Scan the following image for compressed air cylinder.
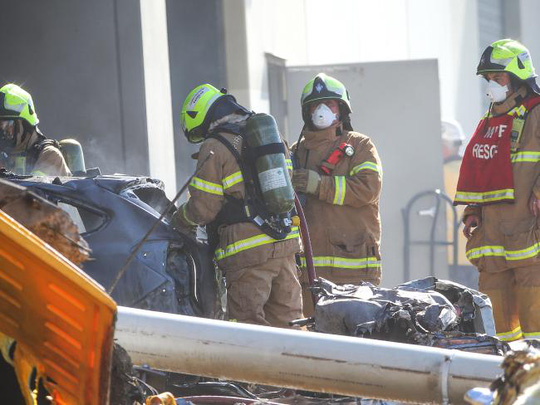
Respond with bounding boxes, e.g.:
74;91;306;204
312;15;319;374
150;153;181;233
59;139;86;174
244;113;295;214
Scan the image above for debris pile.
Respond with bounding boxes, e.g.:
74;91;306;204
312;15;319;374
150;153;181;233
0;178;89;265
311;276;508;355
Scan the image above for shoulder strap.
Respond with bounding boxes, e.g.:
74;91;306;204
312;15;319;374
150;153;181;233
26;137;59;173
207;132;289;240
208;132;244;169
244;143;286;162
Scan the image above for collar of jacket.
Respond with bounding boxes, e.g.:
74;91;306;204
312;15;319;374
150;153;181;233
302;122;344;150
491;86;529;116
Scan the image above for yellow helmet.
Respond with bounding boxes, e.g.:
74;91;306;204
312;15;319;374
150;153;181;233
477;39;539;93
0;84;39;126
300;73;353;130
181;84;227;143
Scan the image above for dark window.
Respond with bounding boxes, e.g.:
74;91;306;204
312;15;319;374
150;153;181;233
57;201;106;234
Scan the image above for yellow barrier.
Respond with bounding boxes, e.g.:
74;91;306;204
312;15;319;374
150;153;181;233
0;210;116;404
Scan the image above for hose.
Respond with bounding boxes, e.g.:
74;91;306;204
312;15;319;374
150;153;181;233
294;193;318;306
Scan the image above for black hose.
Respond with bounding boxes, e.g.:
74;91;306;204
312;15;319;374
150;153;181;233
294;193;318;306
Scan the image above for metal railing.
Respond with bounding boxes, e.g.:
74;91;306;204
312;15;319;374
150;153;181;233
402;189;459;280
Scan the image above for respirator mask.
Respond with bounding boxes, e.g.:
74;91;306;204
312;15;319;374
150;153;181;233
311;103;338;129
486;80;510;103
0;120;18;151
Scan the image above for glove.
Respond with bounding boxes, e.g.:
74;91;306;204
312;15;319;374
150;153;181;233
171;203;198;236
292;169;321;195
463;214;481;239
529;193;540;216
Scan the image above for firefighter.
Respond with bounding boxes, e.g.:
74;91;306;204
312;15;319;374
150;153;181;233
0;84;70;176
292;73;383;315
172;84;303;328
455;39;540;341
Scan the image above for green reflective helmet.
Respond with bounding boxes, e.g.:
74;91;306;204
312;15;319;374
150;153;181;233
0;84;39;127
301;73;352;115
180;84;229;143
477;39;537;81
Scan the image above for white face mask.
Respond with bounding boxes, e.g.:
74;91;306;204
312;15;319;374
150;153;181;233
311;103;338;129
486;80;510;103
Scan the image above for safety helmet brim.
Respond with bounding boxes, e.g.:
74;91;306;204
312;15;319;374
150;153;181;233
301;73;352;114
0;84;39;127
477;39;538;81
181;84;227;143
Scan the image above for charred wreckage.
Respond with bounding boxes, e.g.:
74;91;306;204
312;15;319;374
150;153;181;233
0;171;526;404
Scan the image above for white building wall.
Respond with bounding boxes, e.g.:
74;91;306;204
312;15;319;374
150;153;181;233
520;0;540;76
228;0;485;138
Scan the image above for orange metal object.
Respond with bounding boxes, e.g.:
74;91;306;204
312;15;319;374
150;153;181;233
0;210;116;404
146;392;176;405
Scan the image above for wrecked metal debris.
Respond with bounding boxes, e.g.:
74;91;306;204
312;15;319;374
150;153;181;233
0;178;90;265
311;276;508;355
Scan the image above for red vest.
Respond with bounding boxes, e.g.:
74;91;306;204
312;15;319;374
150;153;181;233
455;95;540;206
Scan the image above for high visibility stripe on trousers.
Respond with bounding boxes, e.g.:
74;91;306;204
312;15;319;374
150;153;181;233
466;241;540;261
215;227;300;261
300;255;381;270
496;326;523;342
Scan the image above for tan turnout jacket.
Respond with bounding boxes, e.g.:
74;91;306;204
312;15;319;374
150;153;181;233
32;144;71;176
6;131;71;176
294;123;382;284
464;87;540;273
182;131;300;271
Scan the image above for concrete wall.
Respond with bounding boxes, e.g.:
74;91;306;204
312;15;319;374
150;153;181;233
0;0;149;176
167;0;227;192
0;0;228;197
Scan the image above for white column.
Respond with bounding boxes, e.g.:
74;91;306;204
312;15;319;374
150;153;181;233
223;0;251;107
116;306;502;404
139;0;176;198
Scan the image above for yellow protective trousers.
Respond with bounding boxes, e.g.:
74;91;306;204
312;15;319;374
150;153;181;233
479;265;540;341
225;255;303;328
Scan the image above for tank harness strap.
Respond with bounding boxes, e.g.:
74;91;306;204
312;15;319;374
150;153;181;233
208;132;244;168
207;132;289;242
245;143;286;162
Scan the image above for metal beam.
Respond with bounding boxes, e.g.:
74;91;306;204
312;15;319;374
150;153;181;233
115;306;502;403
